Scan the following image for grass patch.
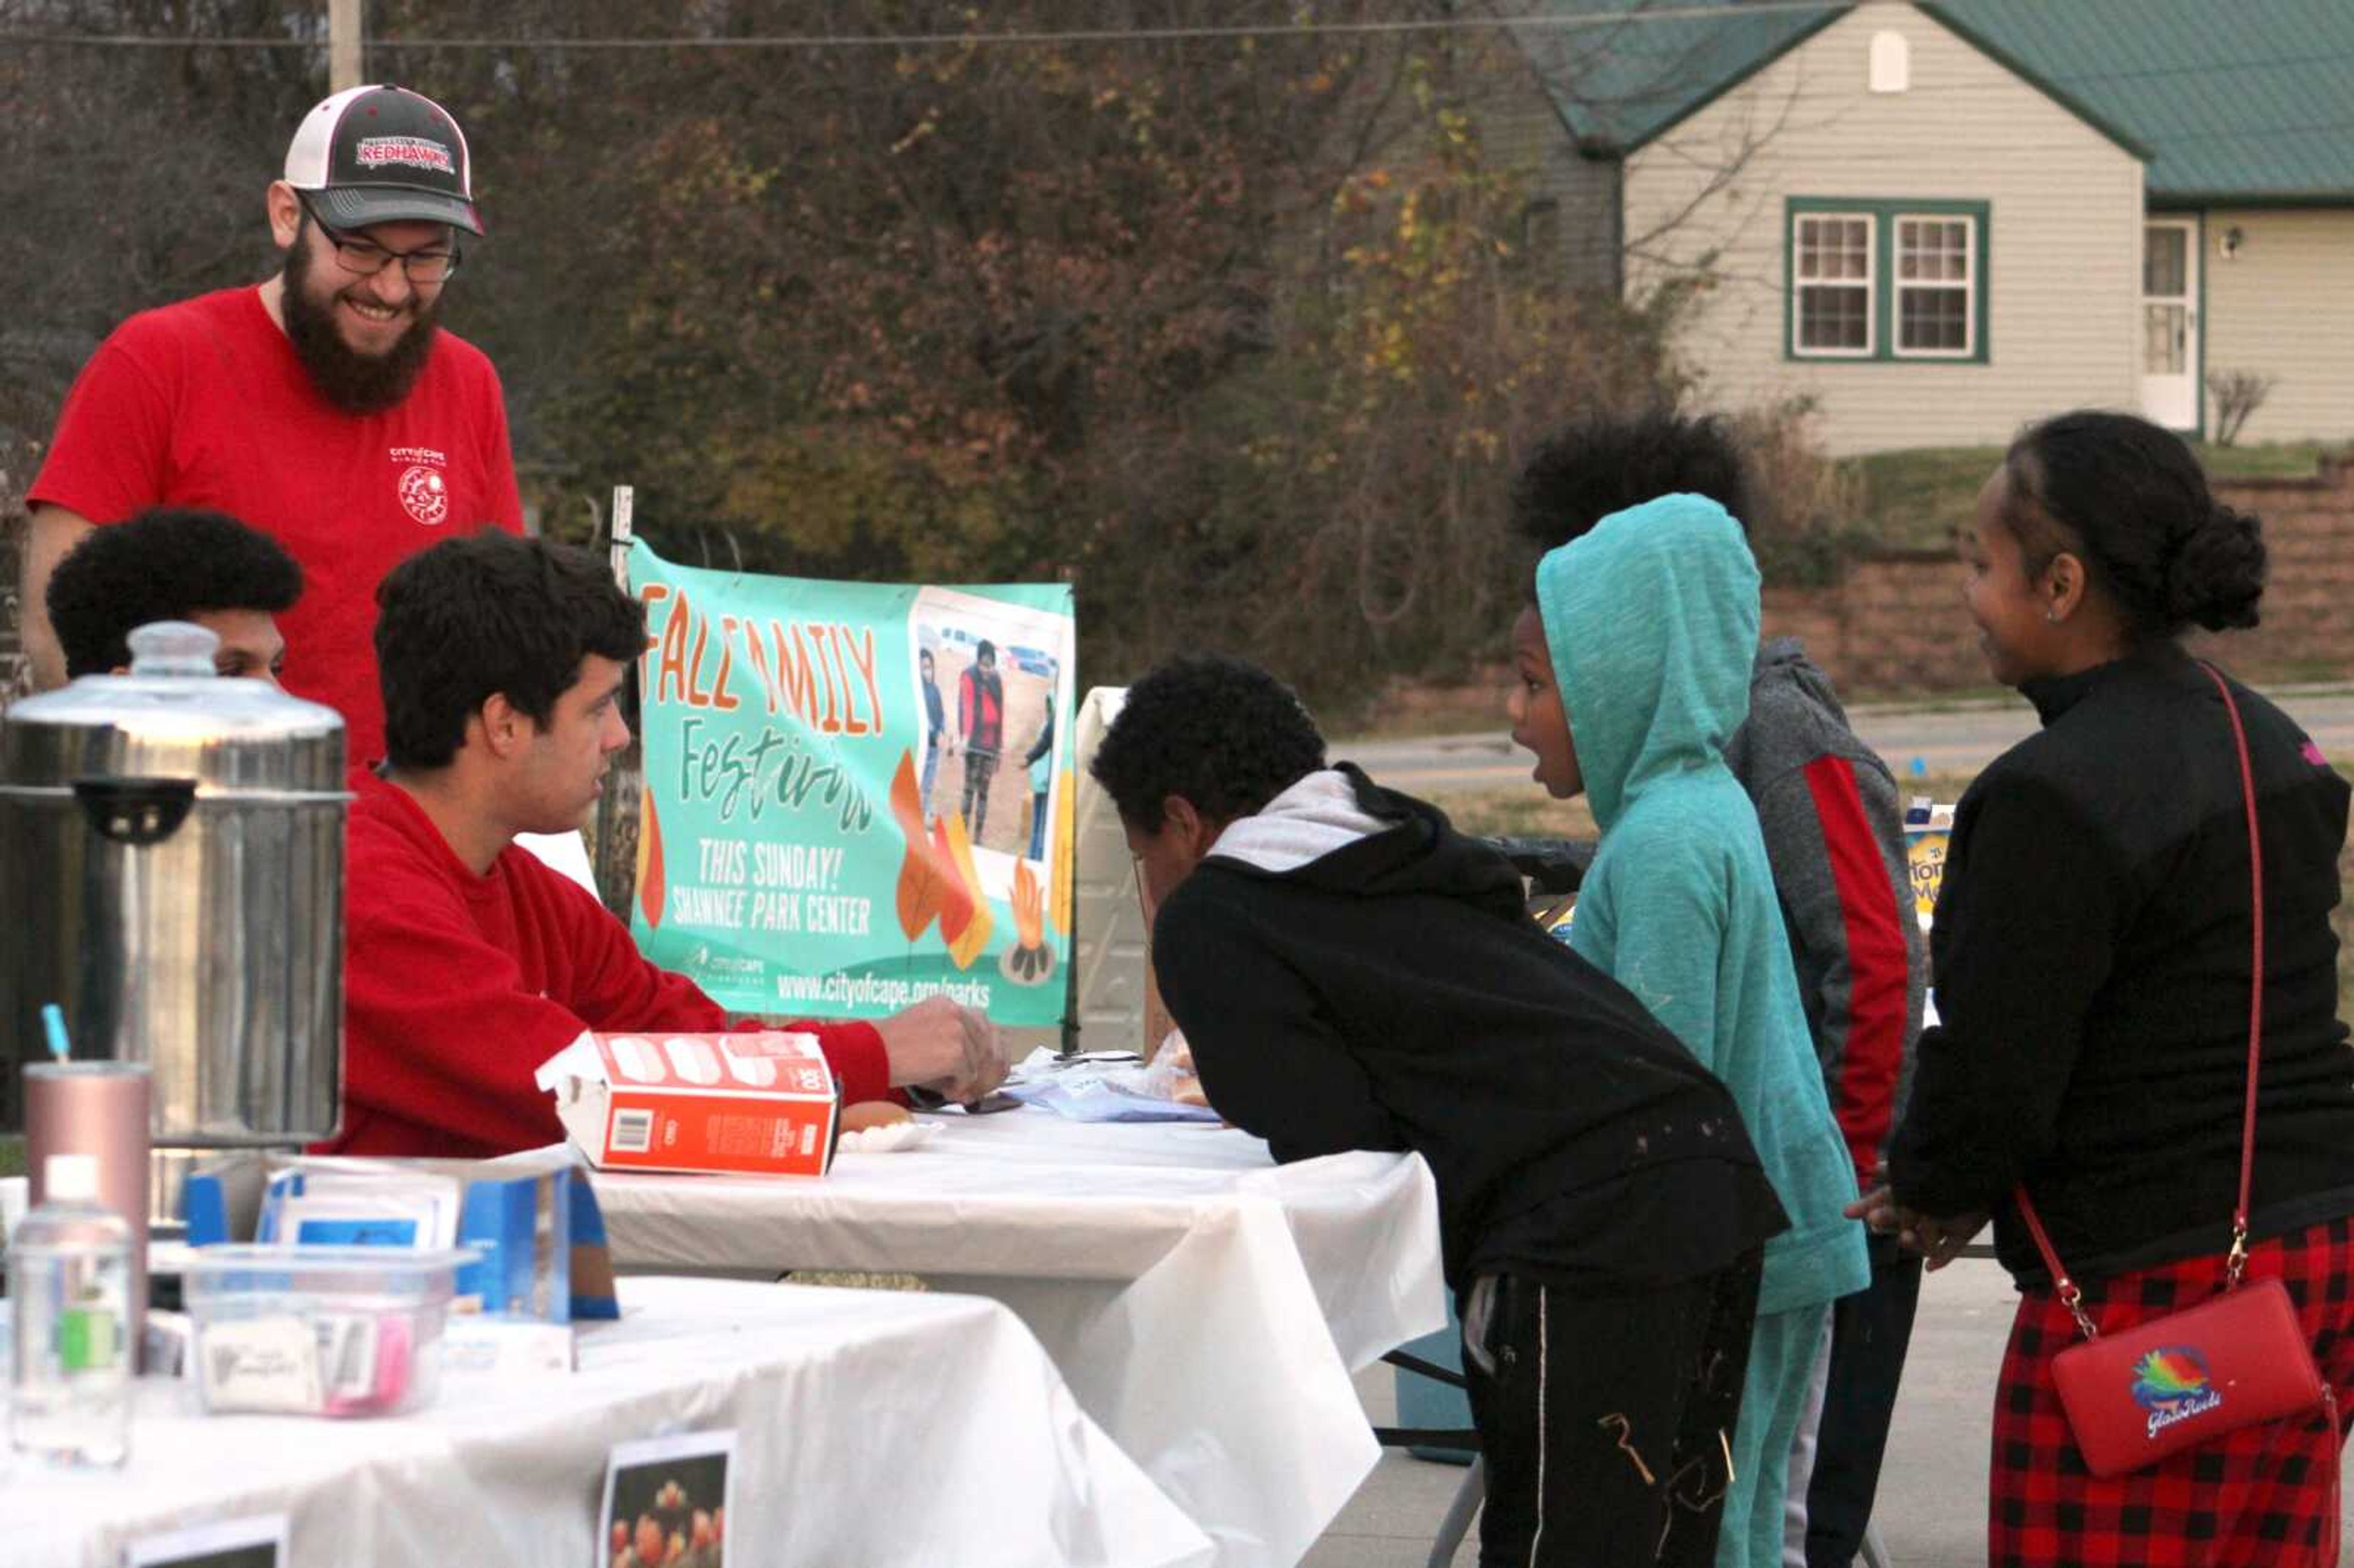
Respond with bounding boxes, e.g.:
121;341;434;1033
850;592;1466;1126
782;1271;929;1292
1344;669;1511;740
1425;785;1599;842
1839;446;2005;552
2204;441;2341;480
1840;441;2337;554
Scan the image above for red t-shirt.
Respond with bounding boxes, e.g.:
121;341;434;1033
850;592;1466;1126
326;774;894;1159
28;286;525;770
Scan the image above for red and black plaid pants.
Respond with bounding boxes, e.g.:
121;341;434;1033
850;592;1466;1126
1991;1212;2354;1567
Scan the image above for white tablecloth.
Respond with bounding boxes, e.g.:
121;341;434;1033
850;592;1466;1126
13;1276;1211;1568
585;1114;1449;1568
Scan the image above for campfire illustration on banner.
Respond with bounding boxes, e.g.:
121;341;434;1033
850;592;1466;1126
999;859;1056;986
888;750;994;969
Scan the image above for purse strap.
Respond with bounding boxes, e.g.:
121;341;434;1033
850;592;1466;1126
2012;661;2264;1341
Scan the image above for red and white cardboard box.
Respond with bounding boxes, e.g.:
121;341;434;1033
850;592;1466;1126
534;1031;839;1177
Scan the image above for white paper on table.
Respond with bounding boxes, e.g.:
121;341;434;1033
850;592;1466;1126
1002;1045;1222;1124
269;1168;463;1250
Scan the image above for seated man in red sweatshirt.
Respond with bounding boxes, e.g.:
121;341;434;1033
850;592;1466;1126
325;530;1007;1157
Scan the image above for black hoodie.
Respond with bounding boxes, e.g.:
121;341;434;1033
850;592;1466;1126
1152;765;1788;1293
1889;645;2354;1284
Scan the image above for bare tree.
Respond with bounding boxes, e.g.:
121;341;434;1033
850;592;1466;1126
2205;370;2277;448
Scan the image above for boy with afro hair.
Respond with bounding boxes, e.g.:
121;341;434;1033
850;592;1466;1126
44;506;302;681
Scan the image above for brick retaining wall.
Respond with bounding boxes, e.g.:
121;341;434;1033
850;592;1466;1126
1764;460;2354;696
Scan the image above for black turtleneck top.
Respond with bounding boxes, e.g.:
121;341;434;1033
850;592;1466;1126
1888;643;2354;1285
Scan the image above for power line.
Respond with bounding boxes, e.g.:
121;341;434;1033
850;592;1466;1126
0;3;1900;53
6;5;2341;145
4;7;2342;85
0;0;2299;48
1518;42;2354;94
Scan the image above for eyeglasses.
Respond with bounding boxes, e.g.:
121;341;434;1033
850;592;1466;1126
299;196;460;286
1130;851;1155;954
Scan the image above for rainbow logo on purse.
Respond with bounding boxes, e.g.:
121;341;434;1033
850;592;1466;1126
2131;1347;2223;1438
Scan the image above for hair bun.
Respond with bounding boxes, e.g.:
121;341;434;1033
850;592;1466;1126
2165;501;2266;632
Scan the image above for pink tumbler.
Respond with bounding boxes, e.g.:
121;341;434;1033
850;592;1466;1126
24;1062;152;1368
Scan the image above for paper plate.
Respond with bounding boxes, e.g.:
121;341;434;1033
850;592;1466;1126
836;1121;940;1154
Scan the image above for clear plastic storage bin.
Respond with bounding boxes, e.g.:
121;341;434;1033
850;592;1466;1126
181;1246;476;1417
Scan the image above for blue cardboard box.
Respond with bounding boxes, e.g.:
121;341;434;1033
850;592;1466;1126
191;1150;614;1322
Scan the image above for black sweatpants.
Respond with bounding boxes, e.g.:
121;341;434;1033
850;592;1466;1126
961;748;999;837
1461;1252;1763;1567
1802;1236;1922;1567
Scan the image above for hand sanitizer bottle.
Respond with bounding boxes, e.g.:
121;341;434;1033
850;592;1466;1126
9;1154;133;1467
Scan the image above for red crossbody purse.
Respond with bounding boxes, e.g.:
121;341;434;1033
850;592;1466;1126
2013;664;2337;1499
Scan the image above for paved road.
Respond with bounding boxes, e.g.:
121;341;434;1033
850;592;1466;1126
1338;683;2354;794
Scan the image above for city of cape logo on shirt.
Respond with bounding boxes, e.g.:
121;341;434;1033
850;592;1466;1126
390;445;450;527
356;136;456;176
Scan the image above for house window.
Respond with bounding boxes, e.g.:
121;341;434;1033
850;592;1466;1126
1895;215;1976;356
1794;214;1875;356
1787;199;1989;363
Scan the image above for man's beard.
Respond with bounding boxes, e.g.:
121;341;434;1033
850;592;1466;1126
280;235;442;415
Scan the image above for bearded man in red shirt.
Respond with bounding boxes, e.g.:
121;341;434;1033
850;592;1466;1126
23;83;520;773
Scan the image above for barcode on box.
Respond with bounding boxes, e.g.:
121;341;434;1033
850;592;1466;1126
611;1108;655;1153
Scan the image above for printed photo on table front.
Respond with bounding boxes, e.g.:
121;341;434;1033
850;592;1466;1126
603;1447;730;1568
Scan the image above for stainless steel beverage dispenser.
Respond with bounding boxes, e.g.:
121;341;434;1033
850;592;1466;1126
1;622;348;1220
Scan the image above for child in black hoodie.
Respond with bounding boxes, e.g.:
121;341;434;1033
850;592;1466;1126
1094;653;1790;1567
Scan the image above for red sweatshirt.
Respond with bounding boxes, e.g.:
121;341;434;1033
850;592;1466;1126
326;775;893;1157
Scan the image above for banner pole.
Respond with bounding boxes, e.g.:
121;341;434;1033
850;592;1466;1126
609;485;635;593
1056;671;1081;1059
592;484;641;920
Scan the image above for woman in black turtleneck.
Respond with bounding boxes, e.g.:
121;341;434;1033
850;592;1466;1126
1860;411;2354;1567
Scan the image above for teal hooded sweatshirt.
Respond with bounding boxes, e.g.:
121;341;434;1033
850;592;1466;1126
1537;495;1868;1315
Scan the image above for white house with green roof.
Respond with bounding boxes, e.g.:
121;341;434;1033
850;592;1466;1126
1503;0;2354;453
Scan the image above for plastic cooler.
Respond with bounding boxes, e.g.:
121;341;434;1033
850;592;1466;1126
182;1244;476;1417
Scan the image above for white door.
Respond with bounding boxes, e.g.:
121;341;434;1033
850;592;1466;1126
2139;220;2200;430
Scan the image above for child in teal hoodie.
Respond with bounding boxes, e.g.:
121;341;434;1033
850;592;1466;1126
1507;493;1870;1568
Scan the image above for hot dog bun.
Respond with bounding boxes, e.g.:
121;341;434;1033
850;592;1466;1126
840;1100;914;1132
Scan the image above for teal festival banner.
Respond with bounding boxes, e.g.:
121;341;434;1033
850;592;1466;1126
625;538;1078;1029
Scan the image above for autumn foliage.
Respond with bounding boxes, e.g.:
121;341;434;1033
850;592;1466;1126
6;2;1689;714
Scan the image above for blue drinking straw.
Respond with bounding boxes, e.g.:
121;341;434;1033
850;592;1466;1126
39;1003;70;1062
